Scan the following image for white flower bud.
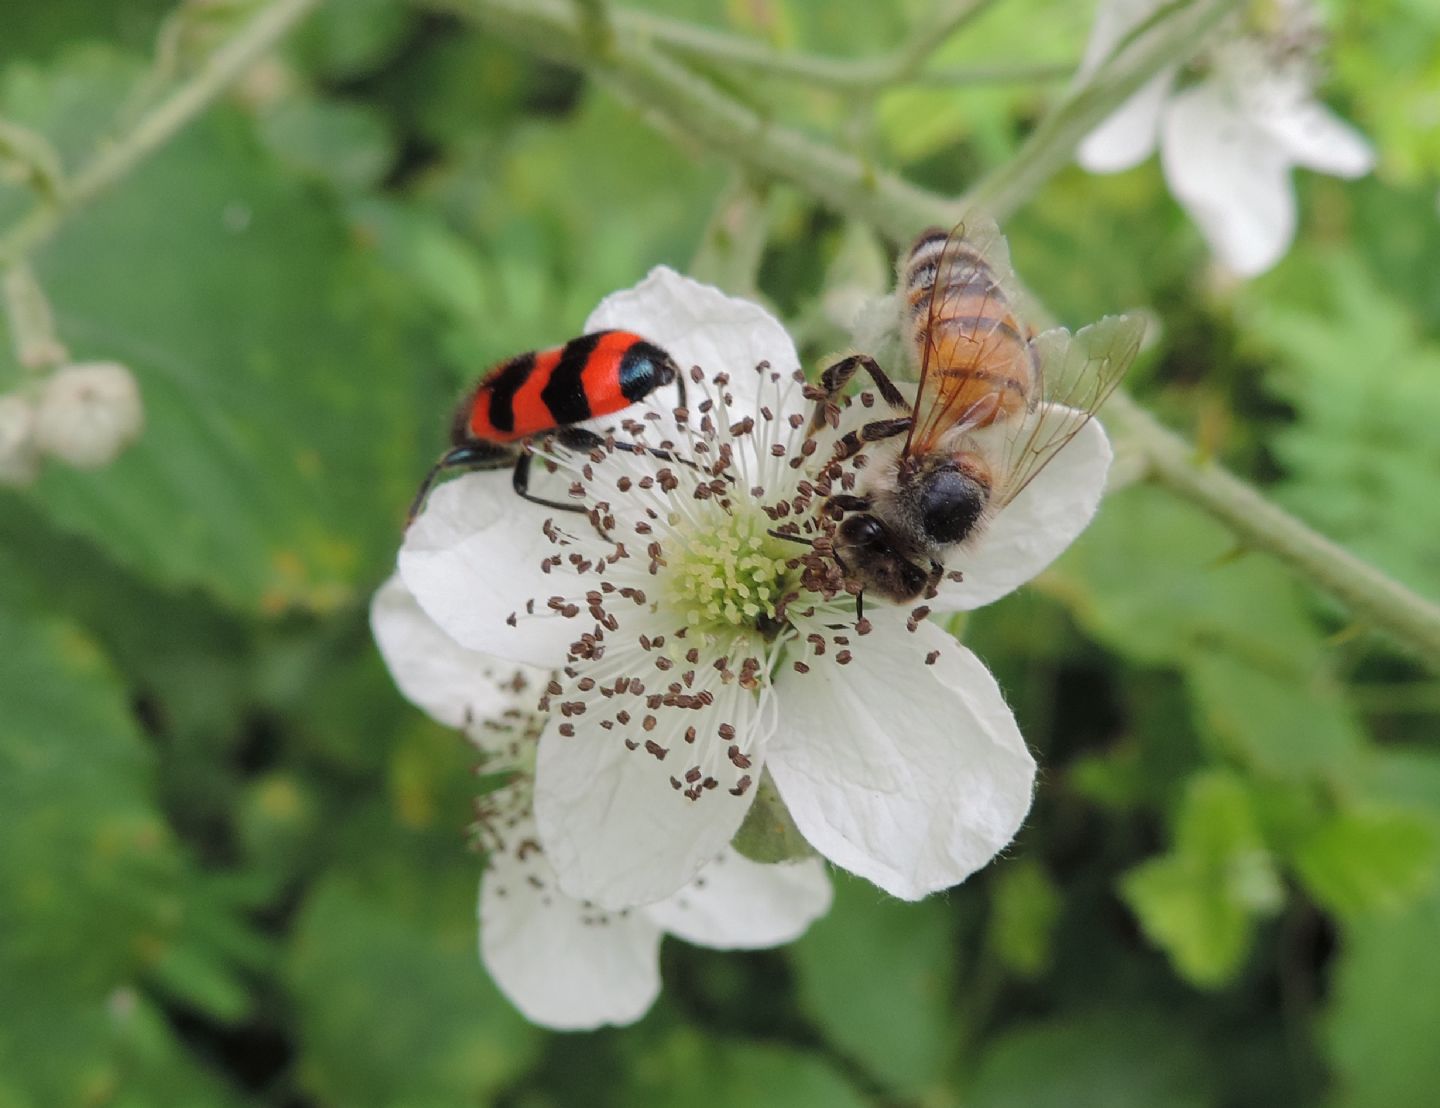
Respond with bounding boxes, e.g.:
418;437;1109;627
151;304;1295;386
0;391;40;487
33;361;144;470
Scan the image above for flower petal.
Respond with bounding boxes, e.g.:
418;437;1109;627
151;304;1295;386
1075;0;1166;79
645;851;832;949
767;611;1035;900
932;414;1113;612
534;640;774;910
480;808;663;1031
1256;93;1375;178
1160;81;1297;276
585;267;801;416
398;471;584;668
370;575;540;749
1077;69;1175;173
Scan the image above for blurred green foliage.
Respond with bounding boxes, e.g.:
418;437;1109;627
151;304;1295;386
2;0;1438;1105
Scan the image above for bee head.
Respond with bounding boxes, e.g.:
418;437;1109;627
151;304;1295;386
918;462;990;546
836;514;930;603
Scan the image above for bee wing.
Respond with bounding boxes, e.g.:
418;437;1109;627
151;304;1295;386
992;312;1146;507
904;214;1027;457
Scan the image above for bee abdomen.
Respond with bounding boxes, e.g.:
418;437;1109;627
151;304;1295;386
900;224;1039;428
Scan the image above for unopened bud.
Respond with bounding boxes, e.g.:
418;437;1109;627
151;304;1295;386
0;392;39;487
33;362;144;470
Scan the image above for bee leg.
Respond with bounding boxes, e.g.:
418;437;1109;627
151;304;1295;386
832;416;912;462
406;441;515;526
807;355;910;437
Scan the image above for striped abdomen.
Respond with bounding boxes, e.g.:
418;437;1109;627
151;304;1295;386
904;227;1037;430
454;330;675;445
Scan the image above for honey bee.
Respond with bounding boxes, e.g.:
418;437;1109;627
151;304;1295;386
806;215;1145;607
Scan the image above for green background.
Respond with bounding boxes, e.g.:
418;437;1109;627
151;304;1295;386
2;0;1438;1104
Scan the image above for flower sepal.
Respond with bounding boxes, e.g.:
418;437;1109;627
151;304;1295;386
730;771;815;865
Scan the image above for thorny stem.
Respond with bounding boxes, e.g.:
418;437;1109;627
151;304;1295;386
0;0;322;268
439;0;1440;670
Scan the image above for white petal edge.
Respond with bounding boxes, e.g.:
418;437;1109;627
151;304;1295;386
1256;95;1375;178
767;612;1035;901
932;414;1113;613
584;266;802;418
1160;81;1297;277
534;672;774;911
645;851;832;949
399;470;583;668
371;575;539;747
479;810;662;1031
1077;68;1175;173
1075;0;1167;79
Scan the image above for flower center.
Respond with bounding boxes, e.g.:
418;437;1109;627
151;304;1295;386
665;504;793;635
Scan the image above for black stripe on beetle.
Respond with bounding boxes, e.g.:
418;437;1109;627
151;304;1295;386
542;332;606;425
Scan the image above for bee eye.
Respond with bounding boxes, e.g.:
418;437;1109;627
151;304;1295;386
920;469;987;545
840;515;885;547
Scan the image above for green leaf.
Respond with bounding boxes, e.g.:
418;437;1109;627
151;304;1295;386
0;601;193;1103
620;1031;869;1108
1;48;441;613
1120;771;1283;987
967;1010;1215;1108
287;865;539;1107
1292;804;1439;919
1325;888;1440;1108
790;872;962;1095
1057;486;1365;778
987;860;1062;979
1247;250;1440;600
258;93;396;194
291;0;414;80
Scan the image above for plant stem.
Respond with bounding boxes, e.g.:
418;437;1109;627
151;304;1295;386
0;0;322;268
1103;392;1440;665
613;0;1068;92
435;0;1234;236
427;0;959;239
965;0;1239;215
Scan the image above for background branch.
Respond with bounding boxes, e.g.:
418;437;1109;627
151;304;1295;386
0;0;322;268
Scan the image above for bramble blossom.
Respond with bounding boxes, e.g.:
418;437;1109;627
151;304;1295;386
32;361;144;469
1078;0;1374;276
372;576;831;1030
0;392;39;487
393;267;1115;912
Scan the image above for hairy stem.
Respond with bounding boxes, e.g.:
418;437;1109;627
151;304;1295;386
1103;393;1440;665
0;0;322;268
620;0;1069;92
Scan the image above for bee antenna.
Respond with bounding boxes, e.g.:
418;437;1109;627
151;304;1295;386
766;529;813;548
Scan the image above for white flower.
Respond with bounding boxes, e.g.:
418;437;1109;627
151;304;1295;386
33;361;144;469
0;392;39;487
397;267;1113;910
371;576;832;1031
1077;0;1374;276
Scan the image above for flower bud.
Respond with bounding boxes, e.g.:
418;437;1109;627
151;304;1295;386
0;391;39;486
33;361;144;470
